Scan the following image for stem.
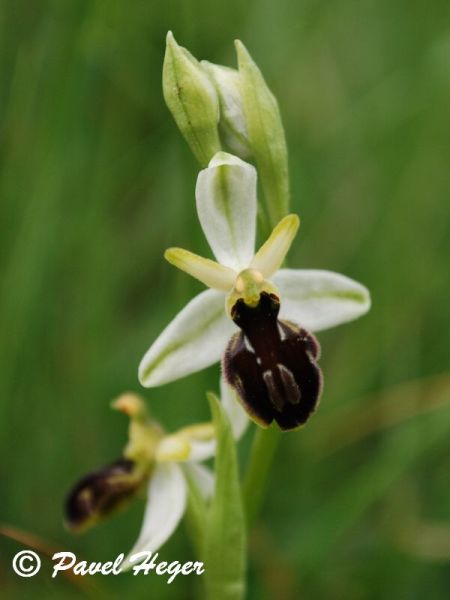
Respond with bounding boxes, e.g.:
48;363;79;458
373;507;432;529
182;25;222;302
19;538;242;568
242;424;281;526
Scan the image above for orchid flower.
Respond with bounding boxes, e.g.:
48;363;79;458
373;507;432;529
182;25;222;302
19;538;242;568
65;386;247;565
139;152;370;430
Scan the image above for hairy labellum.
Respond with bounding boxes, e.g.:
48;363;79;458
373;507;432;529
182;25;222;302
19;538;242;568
65;458;144;532
223;291;322;430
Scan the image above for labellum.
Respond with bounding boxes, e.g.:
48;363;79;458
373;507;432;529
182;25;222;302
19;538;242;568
64;458;146;532
223;291;322;430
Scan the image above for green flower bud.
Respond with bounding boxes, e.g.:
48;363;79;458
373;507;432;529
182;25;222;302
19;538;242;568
201;62;251;159
235;40;290;227
163;32;221;166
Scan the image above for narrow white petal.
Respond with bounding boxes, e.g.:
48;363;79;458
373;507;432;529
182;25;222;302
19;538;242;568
165;247;236;291
186;439;217;462
158;423;216;462
273;269;371;332
184;462;215;499
195;152;257;270
124;462;186;569
220;378;249;440
139;289;236;387
156;422;216;462
250;214;300;278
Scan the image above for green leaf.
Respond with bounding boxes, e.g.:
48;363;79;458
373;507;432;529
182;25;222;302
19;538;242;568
182;464;208;557
235;40;290;227
203;392;246;600
243;424;281;527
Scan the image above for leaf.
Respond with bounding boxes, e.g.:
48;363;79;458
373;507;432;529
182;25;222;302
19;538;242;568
203;393;246;600
183;464;209;558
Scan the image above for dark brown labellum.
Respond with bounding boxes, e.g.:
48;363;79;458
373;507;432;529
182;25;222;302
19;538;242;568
64;458;143;532
223;291;323;431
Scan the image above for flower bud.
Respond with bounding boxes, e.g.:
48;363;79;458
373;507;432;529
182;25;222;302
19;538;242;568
163;32;221;166
222;291;322;431
235;41;290;227
201;62;251;158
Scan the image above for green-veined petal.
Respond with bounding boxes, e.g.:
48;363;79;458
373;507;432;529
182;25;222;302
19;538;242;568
195;152;257;271
273;269;371;332
250;214;300;277
139;289;236;387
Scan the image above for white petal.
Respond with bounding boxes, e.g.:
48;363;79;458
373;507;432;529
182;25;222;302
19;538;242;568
186;439;217;462
250;214;300;278
139;289;236;387
184;462;215;499
165;247;236;291
124;462;186;569
157;423;217;463
220;378;249;440
273;269;371;332
195;152;257;270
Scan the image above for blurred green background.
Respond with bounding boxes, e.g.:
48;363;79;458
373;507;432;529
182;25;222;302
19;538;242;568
1;0;449;598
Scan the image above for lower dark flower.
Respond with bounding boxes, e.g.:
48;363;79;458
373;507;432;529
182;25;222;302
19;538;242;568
223;291;323;431
65;458;147;532
63;392;227;564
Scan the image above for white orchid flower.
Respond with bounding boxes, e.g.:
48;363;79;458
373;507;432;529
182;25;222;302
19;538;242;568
139;152;370;429
65;387;248;566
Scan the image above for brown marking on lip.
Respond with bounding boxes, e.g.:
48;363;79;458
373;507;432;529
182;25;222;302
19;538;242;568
223;292;323;431
64;458;144;532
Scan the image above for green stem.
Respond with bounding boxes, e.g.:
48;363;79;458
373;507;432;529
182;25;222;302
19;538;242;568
242;424;282;526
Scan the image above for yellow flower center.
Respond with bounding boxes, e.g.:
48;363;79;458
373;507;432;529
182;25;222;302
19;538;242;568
226;268;279;317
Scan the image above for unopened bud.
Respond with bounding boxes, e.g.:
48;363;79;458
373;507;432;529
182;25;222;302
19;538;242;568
163;32;221;166
201;62;251;158
235;40;290;226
